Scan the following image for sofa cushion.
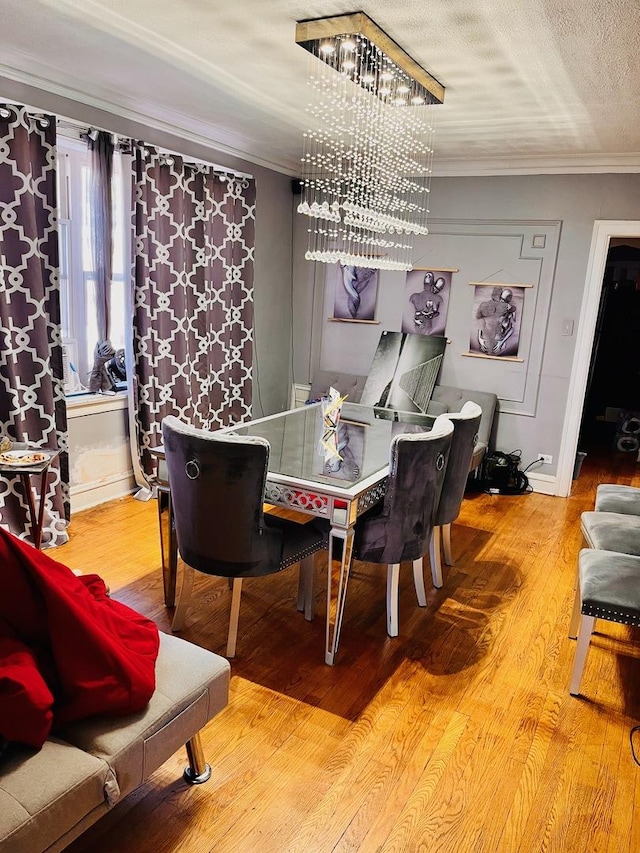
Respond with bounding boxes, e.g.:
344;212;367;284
0;635;54;748
0;737;117;853
426;400;448;417
60;633;230;798
308;371;366;403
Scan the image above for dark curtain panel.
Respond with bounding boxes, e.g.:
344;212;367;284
86;130;115;393
0;105;69;546
87;130;114;342
131;146;256;479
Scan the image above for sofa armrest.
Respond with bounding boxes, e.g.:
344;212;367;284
59;633;230;798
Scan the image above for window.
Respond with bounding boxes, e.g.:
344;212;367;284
56;136;130;392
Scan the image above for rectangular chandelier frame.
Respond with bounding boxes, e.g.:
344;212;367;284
295;12;445;105
295;11;445;271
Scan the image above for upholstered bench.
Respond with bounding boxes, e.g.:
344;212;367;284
0;633;230;853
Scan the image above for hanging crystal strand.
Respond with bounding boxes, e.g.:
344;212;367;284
350;38;367;266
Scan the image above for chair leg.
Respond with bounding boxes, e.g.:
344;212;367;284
430;527;443;588
412;557;427;607
183;732;212;784
226;577;243;658
171;559;195;632
297;555;315;621
568;583;582;640
569;613;595;696
296;570;305;613
386;563;400;637
442;523;453;566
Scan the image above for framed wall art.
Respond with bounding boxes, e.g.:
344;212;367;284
401;267;457;336
465;282;532;361
331;263;379;323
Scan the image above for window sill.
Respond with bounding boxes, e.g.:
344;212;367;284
65;390;129;419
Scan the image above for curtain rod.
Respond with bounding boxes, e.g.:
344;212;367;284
55;118;253;180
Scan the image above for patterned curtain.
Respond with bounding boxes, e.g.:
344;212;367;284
87;130;114;342
0;105;69;546
131;146;255;480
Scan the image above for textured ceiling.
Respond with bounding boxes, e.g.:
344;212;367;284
1;0;639;175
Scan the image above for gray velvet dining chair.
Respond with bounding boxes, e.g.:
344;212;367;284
161;415;325;657
425;401;483;590
351;415;454;637
594;484;640;516
580;510;640;555
569;548;640;697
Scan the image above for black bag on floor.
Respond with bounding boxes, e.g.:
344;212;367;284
481;450;530;495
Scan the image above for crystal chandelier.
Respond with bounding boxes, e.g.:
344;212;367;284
295;12;445;272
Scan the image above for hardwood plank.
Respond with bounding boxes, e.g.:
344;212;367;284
57;451;640;853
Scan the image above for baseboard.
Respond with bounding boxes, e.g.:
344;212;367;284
70;471;137;513
527;472;559;496
290;382;311;409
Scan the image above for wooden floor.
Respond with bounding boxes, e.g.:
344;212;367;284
60;450;640;853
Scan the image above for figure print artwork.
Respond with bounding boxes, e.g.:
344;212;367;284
333;264;379;321
469;284;525;358
402;268;454;336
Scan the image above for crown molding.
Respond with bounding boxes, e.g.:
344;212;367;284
3;63;640;180
432;153;640;177
0;64;296;177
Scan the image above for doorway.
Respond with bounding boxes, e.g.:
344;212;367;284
578;241;640;457
558;220;640;496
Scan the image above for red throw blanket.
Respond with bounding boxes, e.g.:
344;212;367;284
0;527;159;748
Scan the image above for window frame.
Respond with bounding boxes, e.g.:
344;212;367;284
56;134;131;394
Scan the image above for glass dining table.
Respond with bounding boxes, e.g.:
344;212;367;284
156;401;434;665
223;401;434;664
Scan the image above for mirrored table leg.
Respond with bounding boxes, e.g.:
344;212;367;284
325;525;354;665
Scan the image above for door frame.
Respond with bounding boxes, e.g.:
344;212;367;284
557;220;640;496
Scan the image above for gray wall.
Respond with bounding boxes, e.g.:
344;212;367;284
0;75;295;418
293;174;640;479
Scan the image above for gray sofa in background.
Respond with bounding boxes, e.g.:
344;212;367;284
428;385;497;472
304;370;497;473
0;633;230;853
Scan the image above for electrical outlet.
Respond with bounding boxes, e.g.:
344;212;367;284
537;454;553;465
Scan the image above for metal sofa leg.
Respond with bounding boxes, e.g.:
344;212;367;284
184;732;212;784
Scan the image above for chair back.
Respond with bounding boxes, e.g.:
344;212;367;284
162;416;284;577
354;416;453;565
434;401;483;526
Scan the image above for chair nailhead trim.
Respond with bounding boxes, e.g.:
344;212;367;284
280;542;323;570
582;604;640;626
